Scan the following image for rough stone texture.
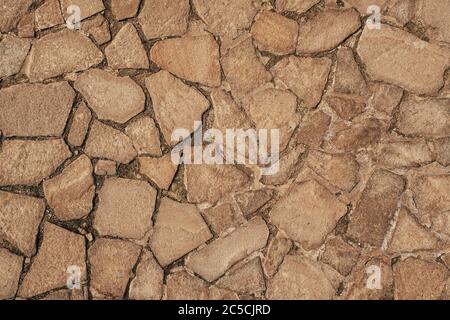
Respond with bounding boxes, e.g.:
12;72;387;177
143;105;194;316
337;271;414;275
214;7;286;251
216;258;266;295
0;0;32;33
138;0;189;39
125;117;161;156
17;12;35;38
369;83;404;115
151;35;221;87
345;0;388;14
320;237;360;276
276;0;319;14
67;102;92;147
347;170;405;247
393;258;448;300
60;0;105;21
185;217;269;282
106;23;149;70
251;10;298;55
94;160;117;176
263;236;292;278
415;0;450;44
0;82;74;137
0;248;23;300
18;223;86;298
35;0;64;30
24;29;104;82
357;24;450;95
333;47;367;95
129;250;163;300
235;189;274;219
110;0;141;21
80;14;111;45
0;35;31;79
94;178;157;239
138;155;177;190
165;270;210;300
75;69;145;124
331;118;383;152
434;138;450;166
377;141;433;168
297;8;361;54
294;110;331;147
0;192;45;257
266;256;335;300
43;155;94;221
145;71;210;146
270;180;347;249
326;94;365;121
272;56;332;109
84;120;137;164
201;203;245;236
88;238;140;299
410;175;450;217
0;139;71;186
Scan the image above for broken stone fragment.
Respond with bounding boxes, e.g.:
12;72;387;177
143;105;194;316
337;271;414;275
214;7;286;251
251;10;298;55
263;235;293;278
185;217;269;282
129;250;163;300
385;0;416;26
17;12;35;38
165;270;210;300
43;155;94;221
94;178;157;239
192;0;263;38
138;155;177;190
410;174;450;217
347;170;405;247
276;0;319;14
415;0;450;44
67;102;92;147
434;137;450;166
368;83;404;115
150;197;212;266
307;150;359;192
357;24;450;95
145;71;210;146
297;8;361;54
266;256;335;300
344;0;388;14
151;35;221;87
106;23;149;70
0;35;31;79
216;258;266;295
60;0;105;22
138;0;189;39
88;238;141;299
80;14;111;46
0;248;23;300
333;47;367;95
201;203;245;236
84;120;137;164
24;29;104;82
294;110;331;148
75;69;145;124
331;118;383;152
110;0;141;21
270;180;347;249
125;117;162;156
234;189;274;219
18;223;86;298
272;56;332;109
393;258;448;300
376;141;433;168
0;191;45;257
184;164;251;204
35;0;64;30
320;237;360;276
0;139;71;186
325;94;365;121
94;160;117;176
0;0;32;33
0;82;74;137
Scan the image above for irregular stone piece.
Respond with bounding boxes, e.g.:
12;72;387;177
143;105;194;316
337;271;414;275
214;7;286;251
60;0;105;21
202;203;245;235
434;138;450;166
24;29;103;82
410;175;450;216
125;117;161;156
89;238;141;299
165;270;209;300
145;71;209;146
294;110;331;147
110;0;141;21
415;0;450;43
151;35;221;87
297;8;361;54
345;0;388;14
386;0;416;25
138;0;189;39
106;23;149;70
307;150;359;192
320;237;360;276
272;56;332;109
270;180;347;249
185;164;251;204
0;35;31;78
267;256;335;300
84;121;137;164
331;118;383;152
129;250;163;300
0;0;32;32
395;97;450;138
43;155;94;221
0;139;71;186
357;24;450;95
333;47;367;95
432;211;450;238
368;83;404;115
150;198;212;266
0;248;23;300
138;155;177;190
263;236;293;278
235;189;274;218
0;82;74;137
251;10;298;55
80;14;111;45
325;94;365;121
389;208;439;252
94;160;117;176
192;0;262;38
393;258;448;300
0;192;45;256
221;36;272;101
377;141;433;168
17;13;35;38
18;223;86;298
276;0;319;14
75;69;145;124
185;217;269;282
35;0;64;30
347;170;405;247
94;178;157;239
216;258;266;295
67;102;92;147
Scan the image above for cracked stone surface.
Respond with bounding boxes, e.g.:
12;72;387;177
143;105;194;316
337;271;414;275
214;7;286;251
1;0;450;301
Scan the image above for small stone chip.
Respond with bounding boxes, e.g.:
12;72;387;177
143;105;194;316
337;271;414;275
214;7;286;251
129;250;163;300
0;248;23;300
0;35;31;79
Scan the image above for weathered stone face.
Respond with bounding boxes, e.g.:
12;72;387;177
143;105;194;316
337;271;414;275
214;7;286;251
0;248;23;299
0;35;31;79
